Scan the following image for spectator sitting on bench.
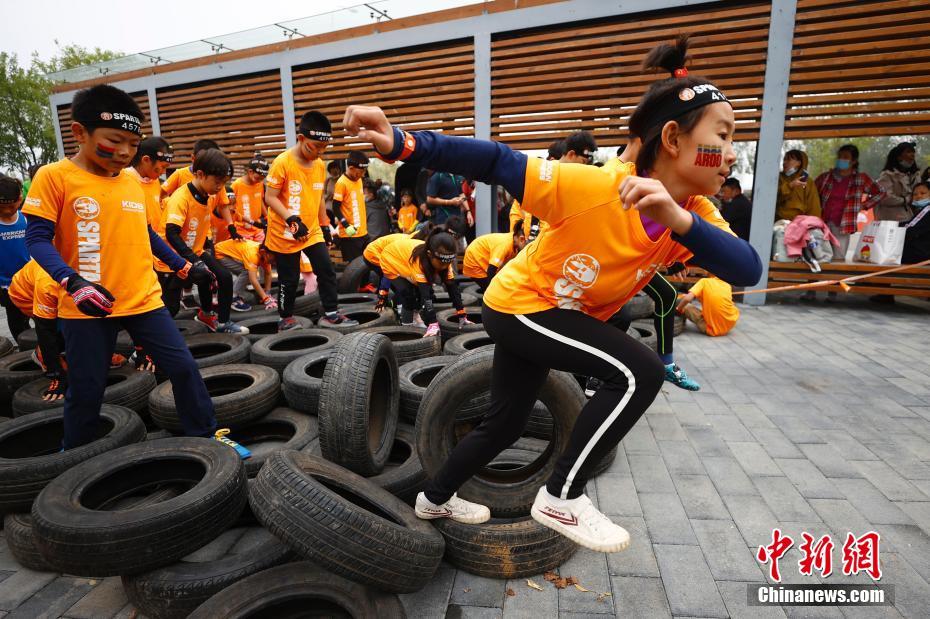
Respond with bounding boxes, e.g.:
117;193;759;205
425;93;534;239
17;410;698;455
903;182;930;265
719;177;752;241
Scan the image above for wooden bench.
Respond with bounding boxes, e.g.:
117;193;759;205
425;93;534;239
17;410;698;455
670;261;930;299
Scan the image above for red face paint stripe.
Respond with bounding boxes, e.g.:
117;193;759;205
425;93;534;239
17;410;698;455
95;143;117;159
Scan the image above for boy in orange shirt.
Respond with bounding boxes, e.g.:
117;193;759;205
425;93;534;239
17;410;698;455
332;150;370;262
214;238;276;310
676;276;739;336
396;189;420;234
22;84;223;450
230;152;269;243
264;111;357;331
125;136;173;228
463;226;526;291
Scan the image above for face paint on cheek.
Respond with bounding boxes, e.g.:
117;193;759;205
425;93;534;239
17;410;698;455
95;143;117;159
693;144;723;168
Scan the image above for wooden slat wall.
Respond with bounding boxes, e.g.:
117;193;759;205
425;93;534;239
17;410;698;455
490;2;771;150
56;92;152;158
786;0;930;139
156;71;286;176
291;41;475;158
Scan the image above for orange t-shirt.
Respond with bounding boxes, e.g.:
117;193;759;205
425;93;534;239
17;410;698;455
333;174;367;238
509;199;548;239
154;184;212;272
689;277;739;336
483;159;735;321
264;150;326;253
124;167;163;229
22;159;164;319
215;238;263;271
379;237;453;284
231;176;265;233
463;233;517;279
397;205;419;234
8;259;59;319
363;233;409;268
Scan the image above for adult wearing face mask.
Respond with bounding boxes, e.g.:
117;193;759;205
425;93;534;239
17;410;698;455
902;182;930;265
776;149;821;222
876;142;921;222
815;144;885;263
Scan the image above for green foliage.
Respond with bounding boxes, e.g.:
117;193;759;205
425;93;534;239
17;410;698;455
0;44;122;178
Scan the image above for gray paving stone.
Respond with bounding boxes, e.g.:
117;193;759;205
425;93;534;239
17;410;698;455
825;433;880;462
647;413;687;441
691;519;766;582
808;499;882;547
446;606;502;618
628;454;676;495
63;577;127;619
729;442;783;478
705;414;756;443
606;517;659;578
501;575;557;619
750;428;806;460
716;580;787;619
777;416;828;445
703;457;759;496
684;426;732;458
0;570;57;611
449;570;505;609
898;501;930;538
673;474;730;520
833;479;915;525
722;494;782;549
556;547;614;615
622;423;660;455
610;576;671;618
753;476;820;523
853;461;928;502
653;544;728;618
639;492;697;545
400;564;456;619
595;475;641;517
799;444;864;479
877;525;930;585
658;440;705;475
878;551;930;619
7;577;94;619
775;458;846;500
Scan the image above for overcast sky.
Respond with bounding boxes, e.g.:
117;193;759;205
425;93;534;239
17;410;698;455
2;0;378;65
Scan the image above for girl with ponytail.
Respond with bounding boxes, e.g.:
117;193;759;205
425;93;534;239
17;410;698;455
344;35;761;553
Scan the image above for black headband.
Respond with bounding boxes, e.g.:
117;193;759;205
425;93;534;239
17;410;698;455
74;110;144;136
641;82;731;145
434;251;456;264
299;129;332;142
249;160;269;174
153;150;174;163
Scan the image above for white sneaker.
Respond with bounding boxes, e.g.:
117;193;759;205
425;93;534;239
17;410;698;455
415;492;491;524
530;486;630;553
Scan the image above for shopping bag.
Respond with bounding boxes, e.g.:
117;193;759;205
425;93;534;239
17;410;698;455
854;221;906;265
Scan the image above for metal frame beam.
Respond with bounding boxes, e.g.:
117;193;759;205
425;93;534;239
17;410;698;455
746;0;797;306
473;27;493;234
146;85;160;135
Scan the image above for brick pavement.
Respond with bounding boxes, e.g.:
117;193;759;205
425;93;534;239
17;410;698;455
1;293;928;618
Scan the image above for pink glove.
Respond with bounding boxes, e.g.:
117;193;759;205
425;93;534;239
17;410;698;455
424;323;441;338
302;273;318;295
263;296;278;310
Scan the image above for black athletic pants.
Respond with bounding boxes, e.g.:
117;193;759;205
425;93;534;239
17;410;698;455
158;252;233;323
274;242;338;317
0;287;30;340
641;273;677;357
424;304;664;502
339;235;369;263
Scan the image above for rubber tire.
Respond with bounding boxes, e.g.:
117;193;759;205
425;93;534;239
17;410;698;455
318;332;399;476
416;348;585;517
32;437;247;577
0;336;13;358
229;408;317;478
149;364;280;433
627;292;655;319
500;436;618;479
248;329;343;376
434;515;578;579
0;352;44;404
250;451;444;593
115;320;209;355
238;315;313;343
14;330;37;352
185;334;251;369
281;349;334;415
227;292;321;322
630;320;658;352
367;423;427;504
187;561;406;619
524;401;554;440
0;405;146;515
432;291;480;312
12;367;157;417
122;526;293;619
398;356;489;425
337;256;372;293
361;325;442;365
338;292;378;306
316;303;397;334
437;306;485;341
443;331;495;355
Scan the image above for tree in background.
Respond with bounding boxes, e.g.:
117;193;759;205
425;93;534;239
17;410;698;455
0;42;121;179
